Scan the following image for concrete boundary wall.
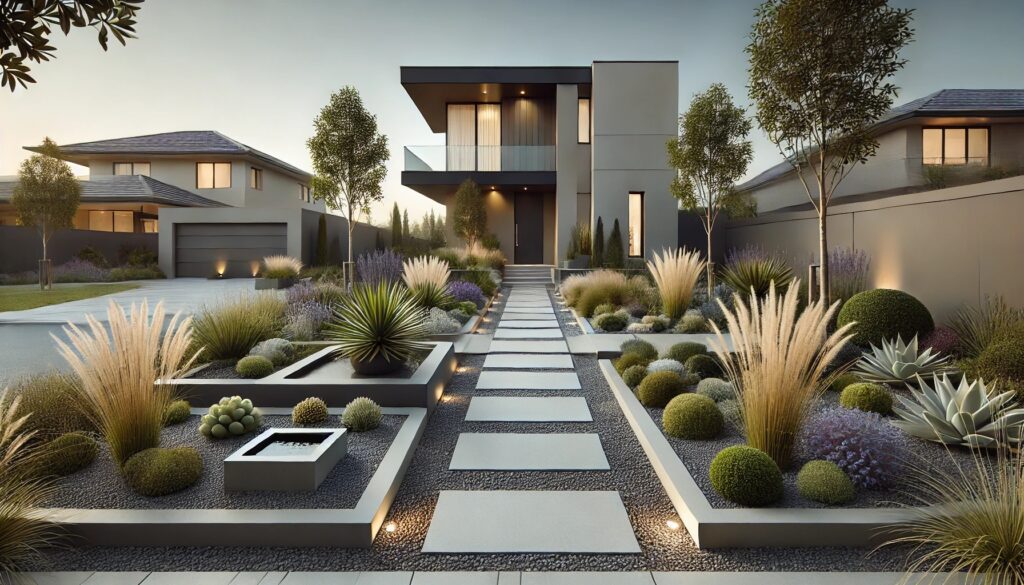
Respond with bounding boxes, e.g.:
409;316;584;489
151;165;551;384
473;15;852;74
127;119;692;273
0;225;157;273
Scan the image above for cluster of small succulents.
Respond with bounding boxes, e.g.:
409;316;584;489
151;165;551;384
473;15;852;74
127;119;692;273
199;396;263;439
292;397;329;426
248;338;294;366
236;355;274;379
341;397;382;432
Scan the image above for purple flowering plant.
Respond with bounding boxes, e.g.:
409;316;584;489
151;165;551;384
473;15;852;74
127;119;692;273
801;407;903;490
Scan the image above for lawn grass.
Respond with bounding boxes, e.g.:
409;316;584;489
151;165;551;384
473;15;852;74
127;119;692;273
0;283;139;312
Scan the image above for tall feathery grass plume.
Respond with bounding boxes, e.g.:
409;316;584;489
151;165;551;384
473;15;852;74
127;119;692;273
647;247;704;319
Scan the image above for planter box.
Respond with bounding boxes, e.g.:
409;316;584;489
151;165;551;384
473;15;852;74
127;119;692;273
561;255;591;269
255;277;296;290
224;428;348;492
427;314;481;342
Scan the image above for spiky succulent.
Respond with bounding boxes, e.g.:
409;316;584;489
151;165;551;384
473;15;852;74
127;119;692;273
853;334;953;384
892;373;1024;449
324;281;429;365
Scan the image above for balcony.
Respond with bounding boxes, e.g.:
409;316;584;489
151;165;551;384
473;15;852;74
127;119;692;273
404;145;555;173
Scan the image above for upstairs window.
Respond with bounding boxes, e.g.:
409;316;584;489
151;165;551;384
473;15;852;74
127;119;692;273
197;162;231;188
249;167;263;190
300;185;311;203
628;191;644;257
923;127;989;165
578;98;591;143
113;162;150;176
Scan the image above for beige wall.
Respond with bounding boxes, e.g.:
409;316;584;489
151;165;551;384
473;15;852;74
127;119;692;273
555;84;579;262
725;175;1024;322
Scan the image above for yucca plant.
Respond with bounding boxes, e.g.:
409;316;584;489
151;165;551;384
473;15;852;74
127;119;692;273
190;293;286;361
720;244;794;298
882;444;1024;584
403;255;452;309
708;279;854;468
853;334;954;385
950;295;1024;358
54;300;199;467
324;281;429;375
261;255;303;279
647;247;705;319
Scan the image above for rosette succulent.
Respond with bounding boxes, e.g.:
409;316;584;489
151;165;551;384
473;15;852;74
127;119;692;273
200;396;263;439
853;334;953;384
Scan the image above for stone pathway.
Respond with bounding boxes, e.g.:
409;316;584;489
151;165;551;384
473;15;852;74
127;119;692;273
423;285;640;554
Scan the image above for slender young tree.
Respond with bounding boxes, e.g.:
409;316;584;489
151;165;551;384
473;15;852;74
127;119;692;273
668;83;755;296
402;209;410;243
606;219;624;268
307;86;389;279
452;178;486;249
390;202;402;248
12;138;81;289
748;0;913;301
592;216;605;267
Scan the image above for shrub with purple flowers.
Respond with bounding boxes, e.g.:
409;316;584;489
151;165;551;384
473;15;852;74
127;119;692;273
801;407;902;490
356;249;404;286
922;325;959;357
448;280;485;308
53;259;110;283
828;247;871;303
284;299;333;341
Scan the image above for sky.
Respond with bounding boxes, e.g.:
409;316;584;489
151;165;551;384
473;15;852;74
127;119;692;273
2;0;1022;223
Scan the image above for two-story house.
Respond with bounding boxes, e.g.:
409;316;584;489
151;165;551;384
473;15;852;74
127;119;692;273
400;62;679;266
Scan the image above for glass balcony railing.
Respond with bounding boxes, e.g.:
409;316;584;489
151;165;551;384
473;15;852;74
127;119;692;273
404;145;555;172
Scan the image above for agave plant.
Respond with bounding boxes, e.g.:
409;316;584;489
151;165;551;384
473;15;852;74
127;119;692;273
403;255;452;308
719;245;793;298
324;281;428;375
892;373;1024;448
853;334;953;384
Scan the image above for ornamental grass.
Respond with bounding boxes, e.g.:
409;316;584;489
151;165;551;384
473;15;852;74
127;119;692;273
402;255;452;308
261;255;303;279
647;247;704;319
190;293;286;361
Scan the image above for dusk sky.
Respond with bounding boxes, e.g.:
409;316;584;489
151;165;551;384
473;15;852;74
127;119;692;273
1;0;1021;222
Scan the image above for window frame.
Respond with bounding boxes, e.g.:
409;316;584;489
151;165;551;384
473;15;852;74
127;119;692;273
196;162;232;189
250;167;263;190
112;162;151;176
922;126;991;166
627;191;644;258
577;98;591;144
445;102;504;171
87;209;135;233
300;184;311;203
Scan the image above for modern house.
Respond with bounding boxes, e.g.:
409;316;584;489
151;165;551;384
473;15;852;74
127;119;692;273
400;62;679;265
737;89;1024;212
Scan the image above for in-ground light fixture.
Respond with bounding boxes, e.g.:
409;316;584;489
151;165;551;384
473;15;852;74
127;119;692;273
665;519;681;531
384;521;398;533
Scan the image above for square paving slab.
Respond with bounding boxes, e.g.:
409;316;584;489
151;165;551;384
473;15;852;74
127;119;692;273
503;301;551;308
422;490;640;553
465;397;592;422
499;313;559;321
476;370;580;389
503;307;554;314
492;329;564;339
449;433;608;470
488;340;569;353
482;354;574;369
496;320;560;329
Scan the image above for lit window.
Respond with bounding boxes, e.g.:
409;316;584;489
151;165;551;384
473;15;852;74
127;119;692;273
300;185;311;202
578;98;591;143
628;192;643;257
250;167;263;190
88;210;113;232
922;127;989;166
197;162;231;188
113;162;150;176
114;211;134;233
142;219;159;233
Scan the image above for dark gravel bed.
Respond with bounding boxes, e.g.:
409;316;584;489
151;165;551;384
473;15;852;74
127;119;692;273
34;285;916;573
189;360;246;379
44;414;404;510
643;387;978;509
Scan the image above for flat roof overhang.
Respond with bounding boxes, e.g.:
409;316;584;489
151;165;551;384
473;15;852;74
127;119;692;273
401;170;556;201
401;66;592;132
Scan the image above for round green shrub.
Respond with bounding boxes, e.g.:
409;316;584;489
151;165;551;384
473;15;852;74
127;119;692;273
663;394;723;440
199;396;262;439
593;312;627;332
124;447;202;497
457;301;479;316
718;399;742;427
620;339;658;361
796;460;855;505
235;355;274;379
676;314;710;334
39;431;97;476
837;289;934;347
342;397;382;432
664;342;707;364
615;352;650;375
636;371;685;407
685;354;722;379
164;400;191;426
621;364;648;388
829;372;862;393
709;445;783;507
977;323;1024;396
292;397;329;426
696;378;735;402
839;383;893;415
593;303;617;316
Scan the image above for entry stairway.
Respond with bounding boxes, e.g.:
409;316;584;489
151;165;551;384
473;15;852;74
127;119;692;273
503;264;554;287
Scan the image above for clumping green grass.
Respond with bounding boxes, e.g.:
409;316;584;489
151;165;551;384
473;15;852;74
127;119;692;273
0;283;138;312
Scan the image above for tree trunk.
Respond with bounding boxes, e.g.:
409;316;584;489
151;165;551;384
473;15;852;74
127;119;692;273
347;216;355;287
706;224;714;298
818;185;829;304
40;229;50;291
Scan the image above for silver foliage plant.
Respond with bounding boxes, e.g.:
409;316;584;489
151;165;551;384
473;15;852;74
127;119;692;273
853;334;953;384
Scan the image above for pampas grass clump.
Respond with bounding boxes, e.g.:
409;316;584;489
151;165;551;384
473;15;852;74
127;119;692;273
262;255;303;279
403;255;452;308
55;301;199;468
647;247;704;319
708;280;853;468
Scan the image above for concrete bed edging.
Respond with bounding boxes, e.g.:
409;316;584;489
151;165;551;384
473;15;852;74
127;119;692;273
599;359;916;549
42;406;428;548
428;288;499;344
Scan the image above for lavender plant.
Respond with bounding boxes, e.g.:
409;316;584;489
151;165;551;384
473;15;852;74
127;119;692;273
356;249;404;286
828;247;870;303
801;407;903;490
448;280;485;308
53;259;110;283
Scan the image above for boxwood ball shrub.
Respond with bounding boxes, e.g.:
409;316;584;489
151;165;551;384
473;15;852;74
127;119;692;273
709;445;783;506
235;355;274;379
676;313;710;334
830;372;862;393
615;352;650;375
124;447;203;497
837;289;934;347
685;354;722;379
839;382;893;415
796;460;855;505
976;323;1024;397
593;311;627;332
342;397;382;432
292;397;329;426
621;364;647;388
696;377;735;402
664;342;706;364
663;394;723;440
636;371;686;407
164;400;191;426
620;339;658;361
200;396;263;439
39;431;98;476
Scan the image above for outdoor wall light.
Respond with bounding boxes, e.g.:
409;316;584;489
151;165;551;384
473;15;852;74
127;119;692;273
665;519;681;531
519;89;525;95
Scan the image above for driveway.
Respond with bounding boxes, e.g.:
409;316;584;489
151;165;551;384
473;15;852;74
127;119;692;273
0;278;259;384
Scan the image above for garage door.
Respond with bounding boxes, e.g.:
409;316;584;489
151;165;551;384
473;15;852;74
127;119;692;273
174;223;287;278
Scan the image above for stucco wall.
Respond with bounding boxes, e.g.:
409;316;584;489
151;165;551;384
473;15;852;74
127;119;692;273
555;84;579;262
0;225;157;273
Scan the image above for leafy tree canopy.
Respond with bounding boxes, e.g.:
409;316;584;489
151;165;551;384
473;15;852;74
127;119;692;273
13;137;81;260
451;178;486;248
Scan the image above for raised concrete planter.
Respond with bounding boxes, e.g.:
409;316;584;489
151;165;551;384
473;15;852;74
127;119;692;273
43;407;427;548
254;277;296;290
223;428;348;492
166;342;457;410
599;359;916;549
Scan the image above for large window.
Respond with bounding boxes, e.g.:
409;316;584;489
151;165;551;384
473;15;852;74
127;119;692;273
249;167;263;190
113;162;150;176
197;162;231;188
446;103;502;171
922;127;989;165
628;192;644;257
578;98;591;143
142;218;159;233
300;184;311;203
88;210;134;233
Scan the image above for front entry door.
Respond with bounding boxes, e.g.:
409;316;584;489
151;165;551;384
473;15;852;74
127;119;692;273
514;193;544;264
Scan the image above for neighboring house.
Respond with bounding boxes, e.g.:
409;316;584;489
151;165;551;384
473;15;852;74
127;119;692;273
737;89;1024;212
401;62;679;265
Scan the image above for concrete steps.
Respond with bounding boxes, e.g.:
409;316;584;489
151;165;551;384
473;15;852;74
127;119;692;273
504;265;554;287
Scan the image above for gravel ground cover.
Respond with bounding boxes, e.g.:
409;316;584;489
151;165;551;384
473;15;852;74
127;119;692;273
44;414;404;510
35;286;917;573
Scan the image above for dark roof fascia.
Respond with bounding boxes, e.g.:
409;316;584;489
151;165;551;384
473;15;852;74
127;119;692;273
401;66;592;85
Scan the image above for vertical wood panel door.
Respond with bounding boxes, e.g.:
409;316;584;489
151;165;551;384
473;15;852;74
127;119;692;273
514;193;544;264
